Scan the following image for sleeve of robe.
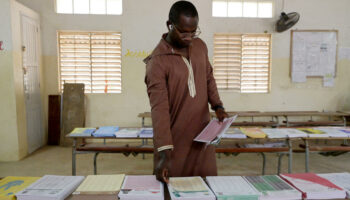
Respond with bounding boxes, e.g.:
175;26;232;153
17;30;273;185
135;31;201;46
204;42;224;110
145;58;173;151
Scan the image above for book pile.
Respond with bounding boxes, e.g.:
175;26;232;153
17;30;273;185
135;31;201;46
69;128;96;137
114;128;140;138
244;175;302;200
92;126;119;137
138;128;153;138
240;128;267;138
206;176;260;200
118;175;164;200
167;177;215;200
0;176;40;200
69;174;125;200
221;128;247;139
318;172;350;198
280;173;346;199
16;175;84;200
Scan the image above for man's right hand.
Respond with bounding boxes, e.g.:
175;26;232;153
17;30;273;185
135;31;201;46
155;149;171;183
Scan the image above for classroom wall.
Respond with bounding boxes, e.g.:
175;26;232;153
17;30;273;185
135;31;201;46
0;0;20;161
0;0;44;161
15;0;350;132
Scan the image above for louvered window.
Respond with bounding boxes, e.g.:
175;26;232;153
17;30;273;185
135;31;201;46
58;31;122;93
213;33;271;93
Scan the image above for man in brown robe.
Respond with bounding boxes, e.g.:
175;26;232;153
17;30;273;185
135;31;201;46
144;1;228;182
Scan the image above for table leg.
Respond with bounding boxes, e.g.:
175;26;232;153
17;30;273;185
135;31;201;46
305;139;310;172
94;153;99;175
288;139;293;173
260;152;266;175
72;139;77;176
277;153;284;174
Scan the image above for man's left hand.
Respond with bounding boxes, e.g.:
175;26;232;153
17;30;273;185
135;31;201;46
215;108;229;122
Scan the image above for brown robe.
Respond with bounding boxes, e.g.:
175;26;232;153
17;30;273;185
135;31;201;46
144;34;223;177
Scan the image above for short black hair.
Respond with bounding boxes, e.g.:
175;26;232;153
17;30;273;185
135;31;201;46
169;1;198;25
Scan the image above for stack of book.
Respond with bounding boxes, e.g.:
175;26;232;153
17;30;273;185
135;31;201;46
69;128;96;137
69;174;125;200
240;128;267;138
138;128;153;138
167;177;215;200
16;175;84;200
206;176;261;200
0;176;40;200
244;175;302;200
297;128;329;138
222;128;247;139
92;126;119;137
114;128;140;138
280;173;346;199
318;172;350;198
118;175;163;200
313;127;348;138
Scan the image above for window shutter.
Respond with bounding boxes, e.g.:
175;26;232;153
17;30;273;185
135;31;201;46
58;31;122;93
213;33;271;93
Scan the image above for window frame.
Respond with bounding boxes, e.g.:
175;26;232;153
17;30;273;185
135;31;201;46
213;33;272;94
57;30;122;94
55;0;123;15
212;0;274;18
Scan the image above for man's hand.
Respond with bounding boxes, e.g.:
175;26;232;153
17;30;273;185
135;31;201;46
215;108;229;122
155;149;171;183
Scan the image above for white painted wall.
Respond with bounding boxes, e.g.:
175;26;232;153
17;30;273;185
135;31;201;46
15;0;350;132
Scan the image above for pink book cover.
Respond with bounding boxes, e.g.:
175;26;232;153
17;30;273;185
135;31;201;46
122;175;161;190
280;173;344;199
194;116;237;143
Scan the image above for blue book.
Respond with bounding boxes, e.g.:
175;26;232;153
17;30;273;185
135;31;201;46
69;128;96;137
92;126;119;137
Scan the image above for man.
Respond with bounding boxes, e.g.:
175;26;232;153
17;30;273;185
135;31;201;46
144;1;228;183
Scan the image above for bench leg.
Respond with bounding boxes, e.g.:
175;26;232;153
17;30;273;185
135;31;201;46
72;139;77;176
260;152;266;175
94;153;100;175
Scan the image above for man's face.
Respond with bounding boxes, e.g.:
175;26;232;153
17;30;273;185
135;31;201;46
169;14;199;48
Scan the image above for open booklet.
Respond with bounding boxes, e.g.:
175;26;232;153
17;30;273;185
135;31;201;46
194;115;238;145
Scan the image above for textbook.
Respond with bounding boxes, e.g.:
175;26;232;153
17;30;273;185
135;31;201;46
280;128;308;138
280;173;346;199
114;128;140;138
244;175;302;200
92;126;119;137
16;175;84;200
318;173;350;198
138;128;153;138
206;176;260;200
297;128;329;138
240;128;267;139
118;175;164;200
69;128;96;137
261;128;289;138
0;176;40;200
221;128;247;139
194;115;238;145
313;127;348;138
69;174;125;200
168;177;215;200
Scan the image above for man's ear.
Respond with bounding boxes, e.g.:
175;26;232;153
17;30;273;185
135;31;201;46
166;20;172;31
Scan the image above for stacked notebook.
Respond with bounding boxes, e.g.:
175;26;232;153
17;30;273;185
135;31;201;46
280;173;346;199
138;128;154;138
194;116;237;145
244;175;302;200
114;129;140;138
313;127;348;138
279;128;308;138
297;128;329;138
221;128;247;139
240;128;267;138
318;173;350;198
69;128;96;137
168;177;215;200
262;128;289;138
0;176;40;200
206;176;261;200
118;175;163;200
92;126;119;137
69;174;125;200
16;175;84;200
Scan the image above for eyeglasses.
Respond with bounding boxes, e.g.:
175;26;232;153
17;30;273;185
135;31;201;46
173;25;201;39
